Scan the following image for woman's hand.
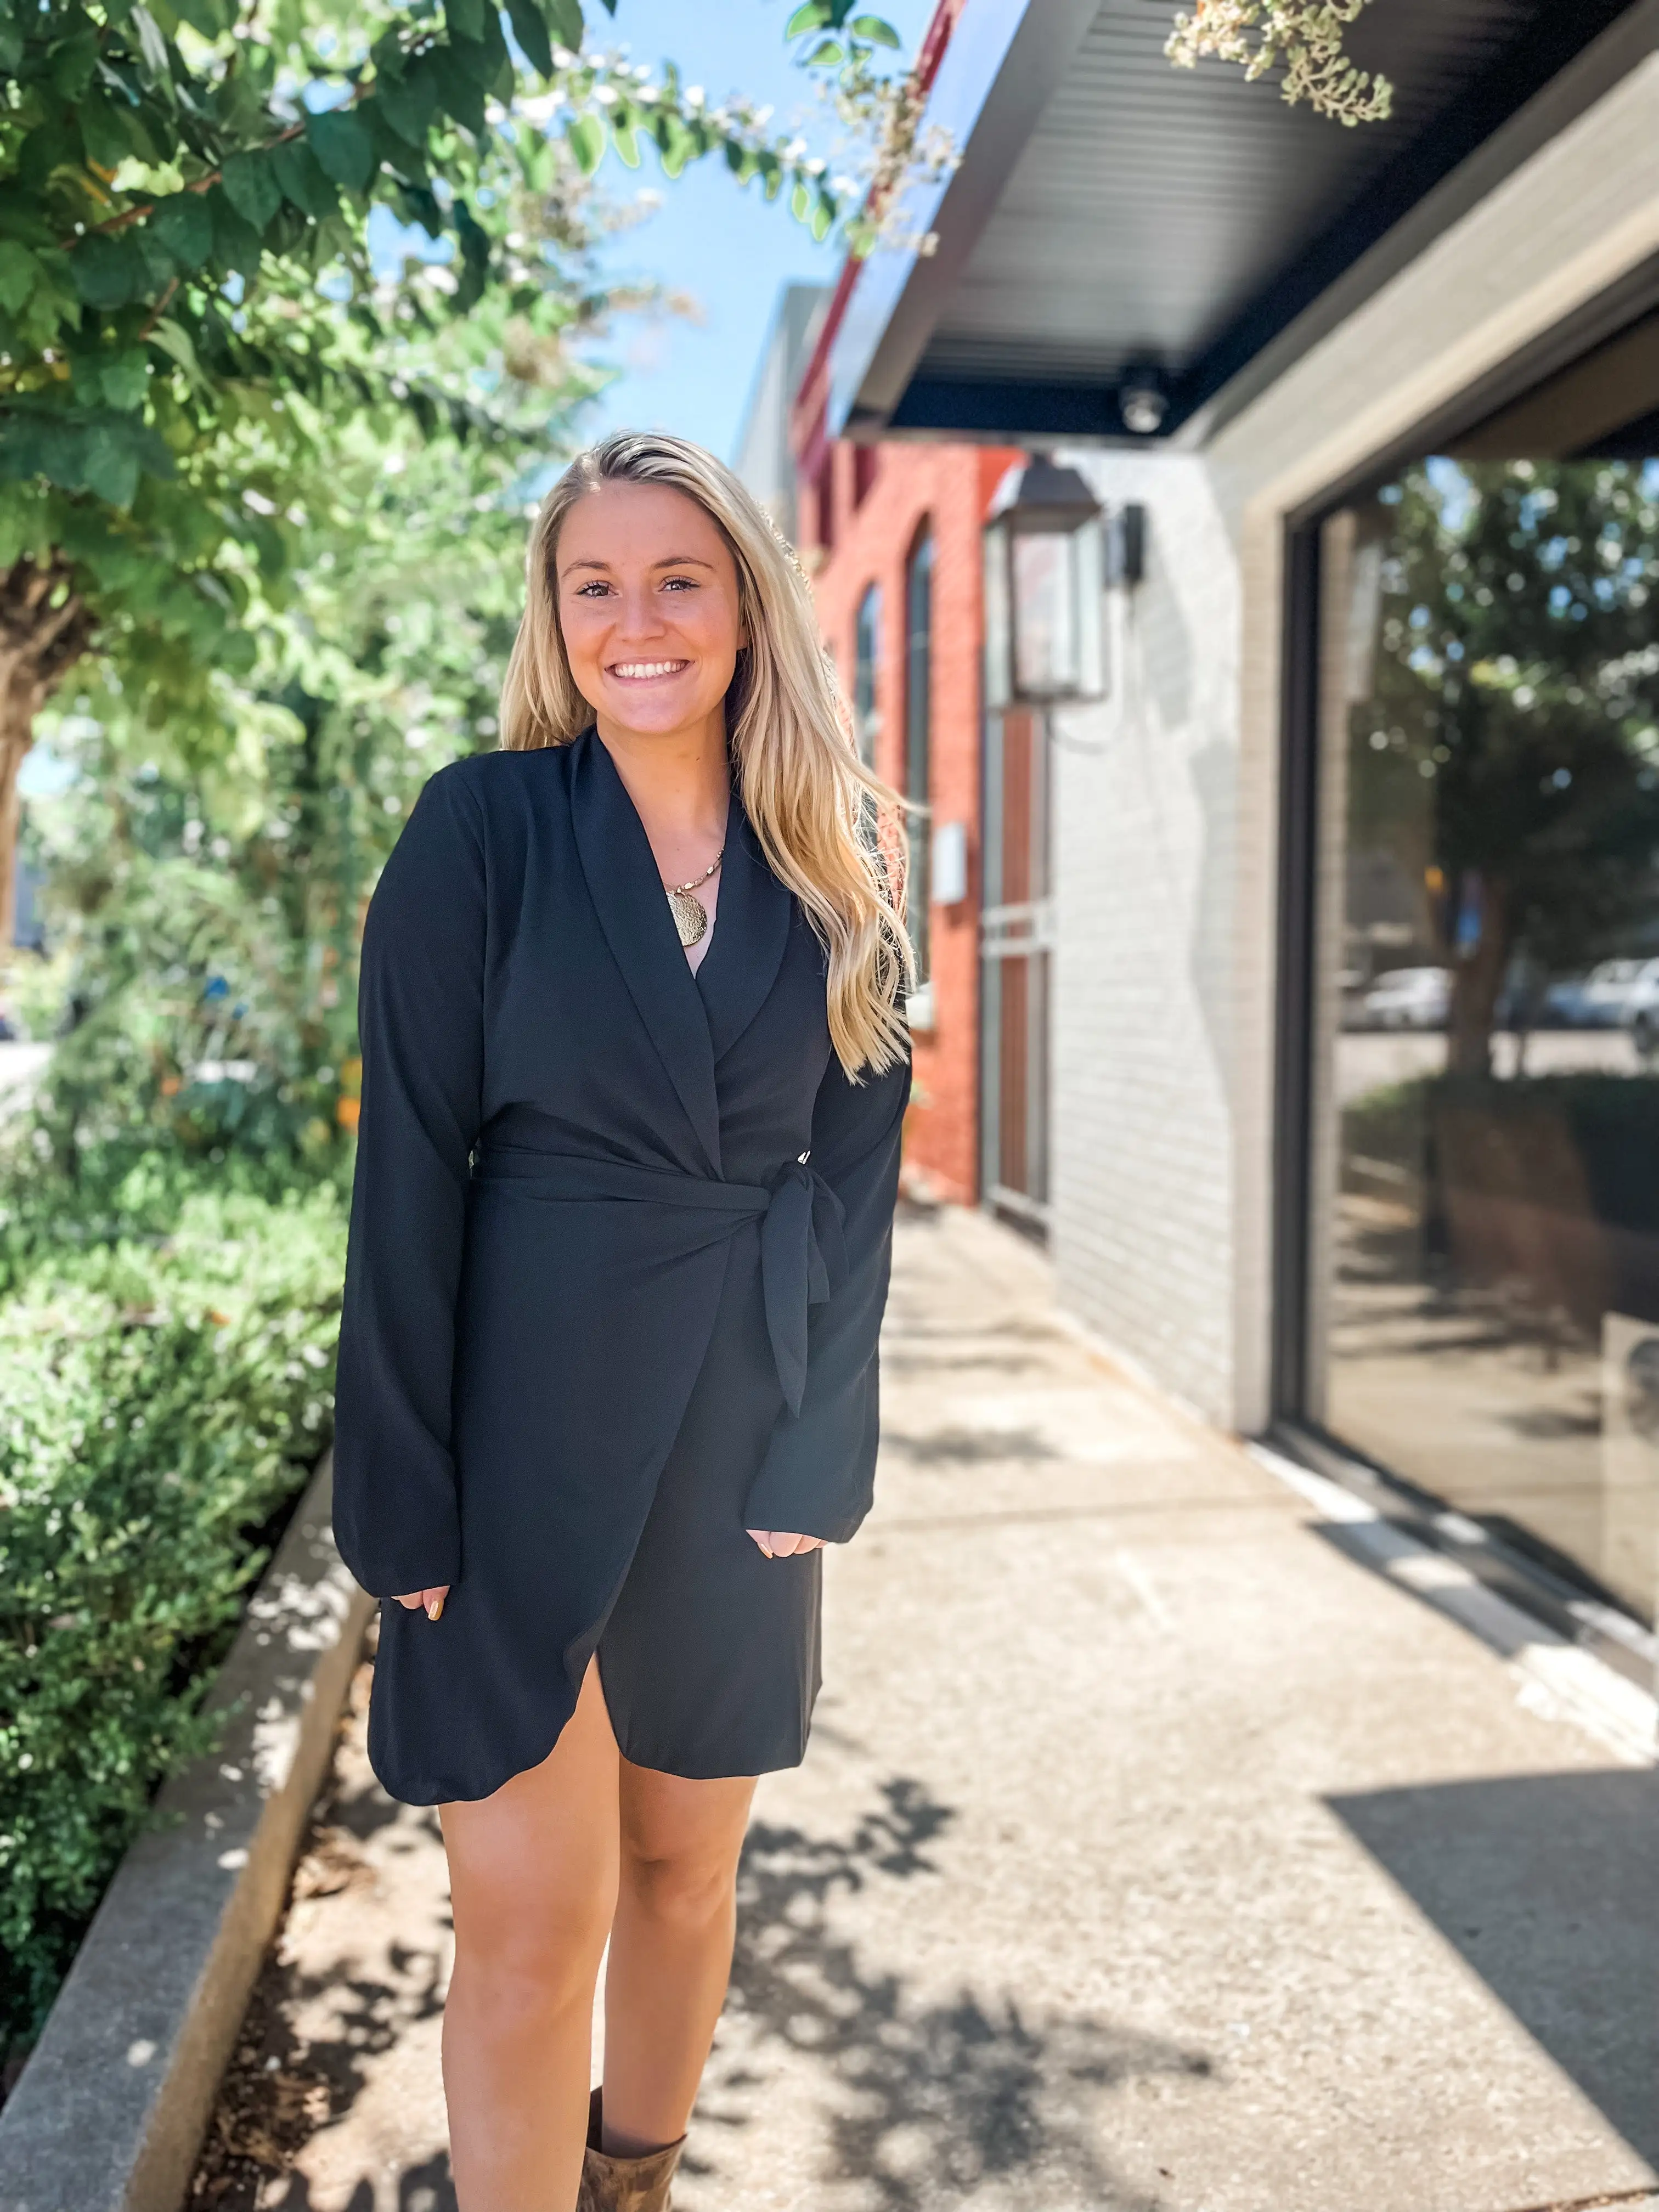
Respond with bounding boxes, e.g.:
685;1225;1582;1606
394;1585;450;1621
746;1531;825;1560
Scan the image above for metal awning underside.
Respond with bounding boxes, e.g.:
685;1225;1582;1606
828;0;1652;446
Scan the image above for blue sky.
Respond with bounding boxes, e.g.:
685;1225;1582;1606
569;0;935;460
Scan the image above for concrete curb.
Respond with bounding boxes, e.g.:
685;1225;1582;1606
0;1453;374;2212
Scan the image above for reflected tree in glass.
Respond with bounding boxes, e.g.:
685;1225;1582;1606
1355;459;1659;1074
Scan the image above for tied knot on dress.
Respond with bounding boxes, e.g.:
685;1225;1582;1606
760;1155;848;1417
467;1143;847;1419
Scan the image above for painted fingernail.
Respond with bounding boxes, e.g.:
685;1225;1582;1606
426;1595;444;1622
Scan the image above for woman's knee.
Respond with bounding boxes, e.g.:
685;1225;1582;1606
618;1835;741;1934
452;1883;612;2017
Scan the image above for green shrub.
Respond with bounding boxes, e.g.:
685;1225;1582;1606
0;1185;346;2047
1342;1070;1659;1233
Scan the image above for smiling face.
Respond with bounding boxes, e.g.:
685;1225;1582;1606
554;479;746;744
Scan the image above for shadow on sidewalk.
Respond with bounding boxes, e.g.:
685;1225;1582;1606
1327;1768;1659;2169
195;1768;1216;2211
689;1775;1217;2212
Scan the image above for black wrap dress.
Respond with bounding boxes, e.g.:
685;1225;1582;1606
332;731;909;1806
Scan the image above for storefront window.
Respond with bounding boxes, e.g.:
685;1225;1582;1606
905;528;934;985
1309;446;1659;1620
854;583;881;770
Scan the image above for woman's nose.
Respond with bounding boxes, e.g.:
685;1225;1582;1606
613;585;668;639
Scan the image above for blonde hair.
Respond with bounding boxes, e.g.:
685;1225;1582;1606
499;430;911;1078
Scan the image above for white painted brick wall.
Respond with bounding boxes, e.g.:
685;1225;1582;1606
1050;453;1241;1424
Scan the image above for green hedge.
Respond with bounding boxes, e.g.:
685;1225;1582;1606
0;1184;346;2049
1342;1070;1659;1234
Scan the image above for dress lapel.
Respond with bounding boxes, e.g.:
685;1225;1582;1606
571;731;723;1177
697;800;793;1065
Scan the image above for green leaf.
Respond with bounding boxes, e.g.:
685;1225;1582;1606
148;319;209;394
79;93;138;172
0;242;40;315
565;112;605;176
306;108;376;194
428;45;489;136
84;424;142;510
220;151;282;232
505;0;554;78
171;0;229;31
270;140;340;221
208;188;264;276
811;196;834;241
546;0;584;46
786;2;834;35
128;5;173;87
612;121;640;169
791;179;811;222
849;14;902;47
806;38;845;65
375;61;439;149
445;0;486;41
148;193;213;272
100;351;150;412
49;33;102;100
70;234;147;311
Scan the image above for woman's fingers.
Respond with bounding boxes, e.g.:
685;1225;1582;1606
393;1585;450;1618
744;1531;826;1559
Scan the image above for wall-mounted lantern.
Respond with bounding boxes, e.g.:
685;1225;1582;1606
983;455;1106;709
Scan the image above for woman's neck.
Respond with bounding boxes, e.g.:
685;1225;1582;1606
597;708;730;873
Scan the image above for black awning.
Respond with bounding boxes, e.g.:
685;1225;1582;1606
828;0;1649;447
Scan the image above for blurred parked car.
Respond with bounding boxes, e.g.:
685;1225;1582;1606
1626;961;1659;1063
1360;966;1450;1029
1546;958;1656;1028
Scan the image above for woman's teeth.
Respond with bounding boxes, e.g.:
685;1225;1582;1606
611;659;689;679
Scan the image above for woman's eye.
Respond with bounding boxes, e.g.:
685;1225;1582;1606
662;576;695;591
575;581;611;597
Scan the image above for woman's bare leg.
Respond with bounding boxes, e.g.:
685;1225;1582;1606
600;1756;757;2156
440;1657;620;2212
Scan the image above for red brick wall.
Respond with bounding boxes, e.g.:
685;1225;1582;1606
803;441;1020;1204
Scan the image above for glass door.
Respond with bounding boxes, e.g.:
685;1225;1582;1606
981;704;1052;1230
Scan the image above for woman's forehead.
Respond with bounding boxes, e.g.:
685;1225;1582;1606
557;479;730;567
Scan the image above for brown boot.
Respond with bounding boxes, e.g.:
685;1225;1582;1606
576;2087;686;2212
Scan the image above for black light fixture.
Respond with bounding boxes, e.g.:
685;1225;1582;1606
983;454;1106;708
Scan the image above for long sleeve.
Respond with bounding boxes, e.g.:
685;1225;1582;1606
742;1042;910;1544
332;766;487;1597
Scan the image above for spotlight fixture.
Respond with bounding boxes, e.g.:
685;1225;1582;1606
1118;377;1168;437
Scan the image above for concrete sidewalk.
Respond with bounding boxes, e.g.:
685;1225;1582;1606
191;1205;1658;2212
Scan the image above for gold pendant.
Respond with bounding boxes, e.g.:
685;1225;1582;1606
669;888;708;947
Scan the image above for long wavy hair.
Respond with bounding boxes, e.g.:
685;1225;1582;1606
499;430;911;1078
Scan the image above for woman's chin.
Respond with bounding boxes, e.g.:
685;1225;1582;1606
597;682;714;736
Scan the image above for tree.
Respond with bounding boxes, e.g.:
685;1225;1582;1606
0;0;913;935
1352;459;1659;1073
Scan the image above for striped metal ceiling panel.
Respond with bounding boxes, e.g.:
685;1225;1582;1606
916;0;1545;387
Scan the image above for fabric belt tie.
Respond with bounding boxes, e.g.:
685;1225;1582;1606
471;1148;847;1417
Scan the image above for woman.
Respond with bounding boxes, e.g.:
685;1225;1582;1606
332;430;911;2212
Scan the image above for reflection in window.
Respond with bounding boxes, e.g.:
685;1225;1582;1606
1312;454;1659;1621
854;584;881;770
905;529;934;985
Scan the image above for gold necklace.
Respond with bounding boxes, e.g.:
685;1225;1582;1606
665;847;724;948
